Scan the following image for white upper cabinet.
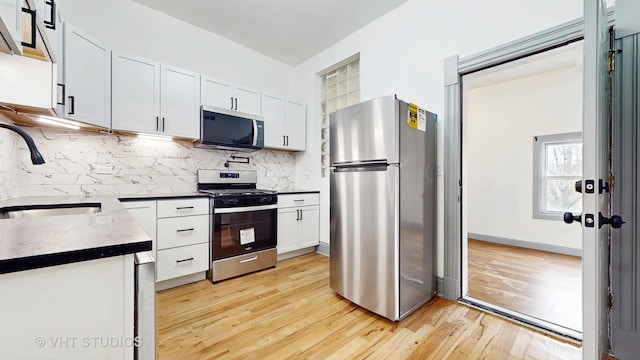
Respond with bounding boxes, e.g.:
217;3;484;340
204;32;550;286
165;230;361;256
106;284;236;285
112;51;200;138
261;93;285;148
285;99;306;151
160;65;200;138
233;84;261;115
261;93;306;151
0;0;22;55
201;75;261;115
62;23;110;128
112;51;160;134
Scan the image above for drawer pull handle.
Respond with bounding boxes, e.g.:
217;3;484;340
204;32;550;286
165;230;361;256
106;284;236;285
239;256;258;263
294;199;304;202
176;257;194;263
176;206;194;210
176;228;194;232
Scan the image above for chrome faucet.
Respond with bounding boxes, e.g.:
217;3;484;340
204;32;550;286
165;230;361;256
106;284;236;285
0;123;45;165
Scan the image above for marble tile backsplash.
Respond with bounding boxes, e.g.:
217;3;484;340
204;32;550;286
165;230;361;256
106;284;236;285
2;126;295;199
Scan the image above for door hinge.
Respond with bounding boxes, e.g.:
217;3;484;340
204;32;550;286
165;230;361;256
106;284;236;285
608;291;614;310
608;173;615;192
608;51;616;73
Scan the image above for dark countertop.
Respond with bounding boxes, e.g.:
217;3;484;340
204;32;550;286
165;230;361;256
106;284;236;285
0;196;152;275
277;190;320;195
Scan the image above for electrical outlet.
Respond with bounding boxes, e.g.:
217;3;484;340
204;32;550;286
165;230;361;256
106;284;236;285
96;166;113;175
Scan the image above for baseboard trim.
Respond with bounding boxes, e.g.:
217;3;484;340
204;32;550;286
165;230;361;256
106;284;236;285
155;272;206;291
468;232;581;257
436;277;444;297
277;247;316;261
317;242;330;257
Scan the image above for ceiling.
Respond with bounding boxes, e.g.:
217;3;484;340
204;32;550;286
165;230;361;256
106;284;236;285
131;0;409;66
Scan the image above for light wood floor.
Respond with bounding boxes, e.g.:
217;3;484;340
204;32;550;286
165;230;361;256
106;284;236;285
157;253;581;359
467;239;582;331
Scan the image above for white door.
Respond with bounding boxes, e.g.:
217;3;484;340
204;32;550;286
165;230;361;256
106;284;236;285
581;0;610;358
63;23;111;128
160;64;200;138
234;84;261;115
298;206;319;248
276;208;298;254
285;99;306;151
261;93;285;148
111;51;159;134
201;75;233;110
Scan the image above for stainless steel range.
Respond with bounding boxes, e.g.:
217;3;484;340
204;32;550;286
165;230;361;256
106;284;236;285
197;169;278;283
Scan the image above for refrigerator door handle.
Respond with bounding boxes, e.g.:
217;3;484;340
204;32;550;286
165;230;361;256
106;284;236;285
332;159;388;167
332;160;392;173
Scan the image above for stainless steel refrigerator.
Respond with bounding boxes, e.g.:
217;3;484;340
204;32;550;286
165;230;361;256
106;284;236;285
329;95;437;321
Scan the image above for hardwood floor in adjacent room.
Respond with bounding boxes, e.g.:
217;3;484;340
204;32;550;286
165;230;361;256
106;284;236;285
156;253;580;359
467;239;582;332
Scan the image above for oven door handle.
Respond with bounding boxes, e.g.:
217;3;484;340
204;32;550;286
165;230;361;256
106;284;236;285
214;204;277;214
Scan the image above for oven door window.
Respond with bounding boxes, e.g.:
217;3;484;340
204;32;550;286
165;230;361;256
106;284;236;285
213;208;276;259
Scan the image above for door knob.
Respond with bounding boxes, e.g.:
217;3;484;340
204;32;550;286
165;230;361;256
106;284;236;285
574;180;582;193
599;213;625;229
563;212;581;224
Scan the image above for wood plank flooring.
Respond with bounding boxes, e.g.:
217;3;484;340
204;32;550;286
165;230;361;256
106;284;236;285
157;253;581;359
467;239;582;331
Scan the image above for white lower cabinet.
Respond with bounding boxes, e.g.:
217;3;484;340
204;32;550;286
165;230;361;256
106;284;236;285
0;255;136;360
156;242;209;282
123;197;210;289
277;193;319;256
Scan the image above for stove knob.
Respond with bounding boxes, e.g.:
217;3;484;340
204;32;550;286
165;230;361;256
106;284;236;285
223;198;230;206
233;198;239;206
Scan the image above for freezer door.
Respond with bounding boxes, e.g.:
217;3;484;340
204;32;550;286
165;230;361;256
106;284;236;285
330;165;399;321
329;95;399;164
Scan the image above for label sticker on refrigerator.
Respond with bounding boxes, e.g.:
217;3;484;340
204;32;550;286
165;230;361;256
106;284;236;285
408;103;427;132
240;227;256;245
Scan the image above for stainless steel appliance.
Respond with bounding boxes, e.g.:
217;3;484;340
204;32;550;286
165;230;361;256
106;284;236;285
329;95;437;321
134;251;155;360
197;169;277;282
194;106;265;152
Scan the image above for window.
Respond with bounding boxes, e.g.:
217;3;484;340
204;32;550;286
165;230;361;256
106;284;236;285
533;132;582;220
320;58;360;177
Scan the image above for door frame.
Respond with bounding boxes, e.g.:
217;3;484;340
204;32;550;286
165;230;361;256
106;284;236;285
443;6;614;355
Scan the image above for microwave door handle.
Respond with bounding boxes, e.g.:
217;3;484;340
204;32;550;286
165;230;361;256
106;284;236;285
253;119;258;145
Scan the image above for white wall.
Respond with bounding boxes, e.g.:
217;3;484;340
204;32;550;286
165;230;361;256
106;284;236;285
59;0;295;97
466;67;583;250
293;0;587;278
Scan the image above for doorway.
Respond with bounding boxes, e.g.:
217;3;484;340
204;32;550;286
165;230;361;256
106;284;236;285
460;41;584;338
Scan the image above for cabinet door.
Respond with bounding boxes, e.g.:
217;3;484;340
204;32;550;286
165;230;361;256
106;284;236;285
261;93;285;149
298;206;319;248
0;0;22;54
277;208;299;254
234;84;261;115
63;23;111;128
160;64;200;138
201;75;233;110
112;51;160;134
285;99;306;151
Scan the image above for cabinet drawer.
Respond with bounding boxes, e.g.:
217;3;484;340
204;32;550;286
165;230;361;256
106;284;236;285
157;198;209;218
157;214;209;249
156;243;209;282
278;193;319;208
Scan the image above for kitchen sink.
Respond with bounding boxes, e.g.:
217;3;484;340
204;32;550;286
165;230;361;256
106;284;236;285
0;203;102;219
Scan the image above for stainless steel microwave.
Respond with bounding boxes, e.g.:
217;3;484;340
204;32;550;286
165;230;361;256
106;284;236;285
194;105;264;152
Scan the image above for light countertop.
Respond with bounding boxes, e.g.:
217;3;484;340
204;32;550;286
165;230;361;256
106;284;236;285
0;196;152;274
